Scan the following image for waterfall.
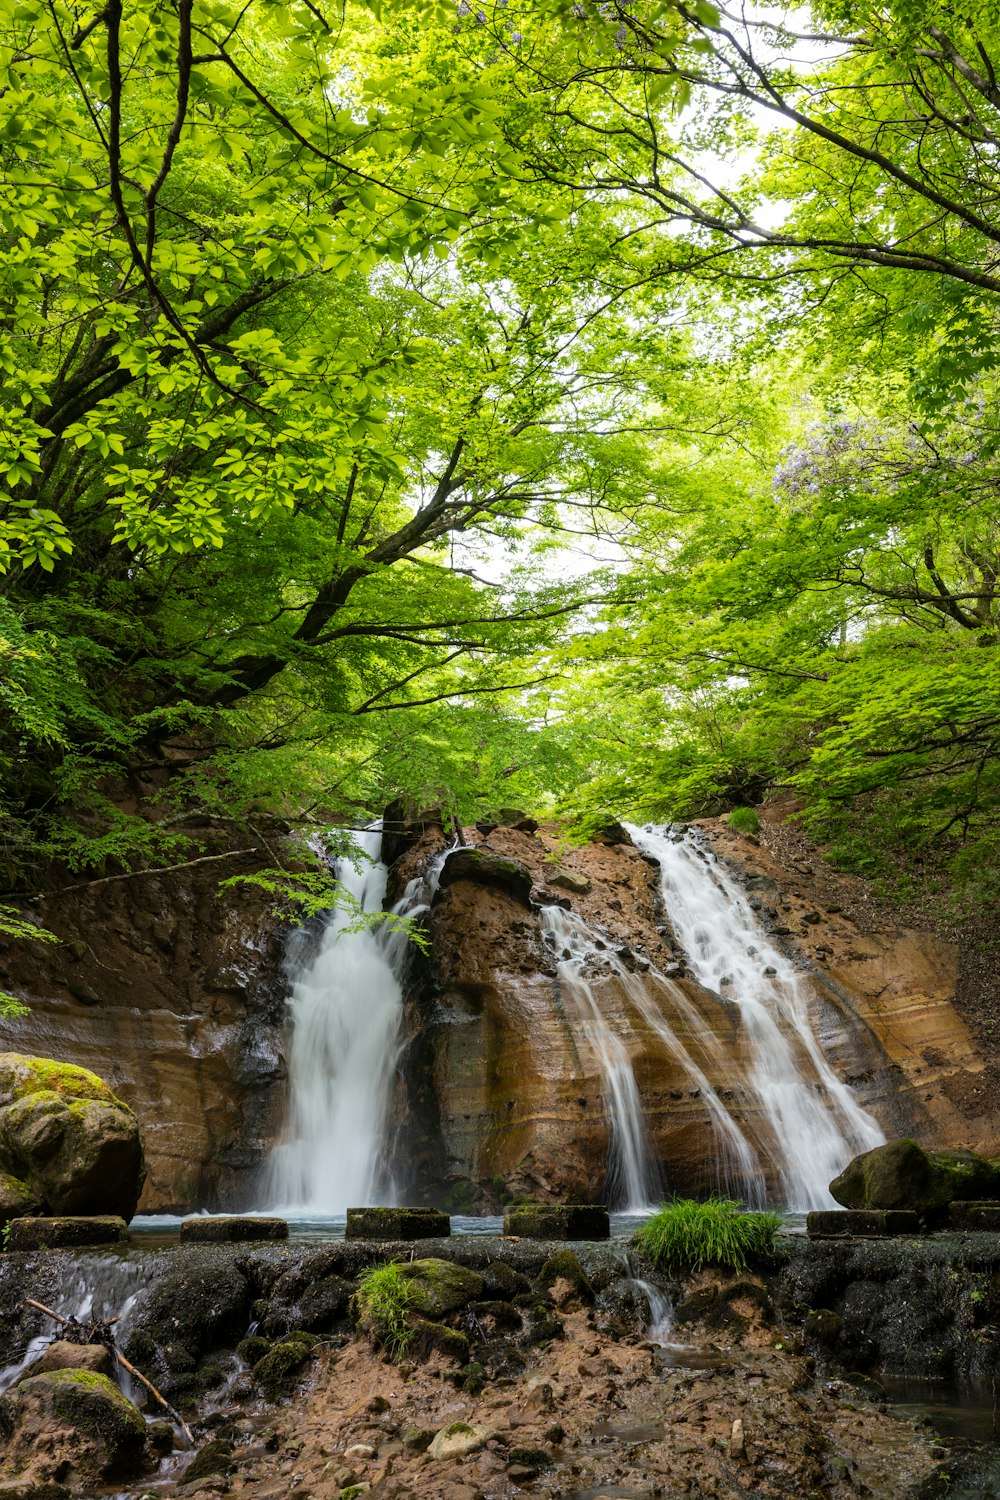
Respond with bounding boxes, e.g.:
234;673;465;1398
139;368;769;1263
265;831;440;1214
626;824;885;1210
541;905;662;1211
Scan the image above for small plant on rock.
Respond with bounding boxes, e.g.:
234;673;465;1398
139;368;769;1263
633;1198;782;1276
727;806;760;836
354;1261;415;1360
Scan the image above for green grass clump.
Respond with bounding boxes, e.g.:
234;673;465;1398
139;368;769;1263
633;1198;782;1276
727;806;760;835
355;1261;415;1360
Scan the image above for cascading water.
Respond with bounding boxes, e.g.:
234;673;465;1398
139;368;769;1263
265;831;443;1214
626;823;885;1210
541;905;661;1211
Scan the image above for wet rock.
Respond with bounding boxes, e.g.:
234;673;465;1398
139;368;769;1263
251;1333;317;1398
479;1260;531;1299
534;1250;595;1308
345;1206;449;1240
14;1340;114;1384
183;1438;234;1483
0;1054;145;1220
0;1480;71;1499
427;1421;494;1459
503;1205;610;1240
123;1252;252;1398
179;1215;288;1243
548;869;592;894
0;1368;146;1484
7;1215;128;1251
807;1209;920;1237
948;1200;1000;1230
408;1318;470;1363
236;1334;270;1364
402;1427;435;1452
438;848;533;905
399;1258;484;1316
830;1138;1000;1215
262;1258;353;1335
0;1172;43;1228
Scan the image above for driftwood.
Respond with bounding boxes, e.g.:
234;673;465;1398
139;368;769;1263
23;1298;194;1445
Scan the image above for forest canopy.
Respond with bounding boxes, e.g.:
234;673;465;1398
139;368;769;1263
1;0;998;911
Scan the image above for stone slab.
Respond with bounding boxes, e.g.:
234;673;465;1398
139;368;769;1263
7;1216;128;1251
949;1200;1000;1231
503;1205;611;1241
806;1209;920;1238
179;1215;288;1243
346;1207;450;1241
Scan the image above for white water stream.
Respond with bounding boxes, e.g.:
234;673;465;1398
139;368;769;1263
627;824;885;1210
541;905;662;1212
265;831;443;1214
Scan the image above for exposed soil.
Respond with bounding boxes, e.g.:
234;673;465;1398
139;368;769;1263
144;1299;942;1500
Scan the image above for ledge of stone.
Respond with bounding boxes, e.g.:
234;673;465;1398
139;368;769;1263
7;1216;129;1251
503;1205;610;1241
179;1216;288;1244
346;1207;451;1241
806;1209;920;1238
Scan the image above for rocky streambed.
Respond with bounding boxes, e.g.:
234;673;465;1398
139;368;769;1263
1;1230;998;1499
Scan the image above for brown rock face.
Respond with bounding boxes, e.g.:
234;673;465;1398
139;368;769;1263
0;849;288;1212
389;820;998;1208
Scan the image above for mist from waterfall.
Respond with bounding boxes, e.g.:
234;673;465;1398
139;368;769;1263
627;823;885;1210
265;831;442;1215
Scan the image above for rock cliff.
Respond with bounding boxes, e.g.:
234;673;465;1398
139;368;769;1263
385;815;999;1209
0;813;995;1214
0;847;287;1211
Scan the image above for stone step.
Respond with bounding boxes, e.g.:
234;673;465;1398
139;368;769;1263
949;1201;1000;1231
7;1216;129;1251
345;1207;450;1241
179;1216;288;1243
503;1205;611;1241
806;1209;920;1238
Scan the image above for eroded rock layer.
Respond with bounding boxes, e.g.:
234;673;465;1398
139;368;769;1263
387;816;998;1208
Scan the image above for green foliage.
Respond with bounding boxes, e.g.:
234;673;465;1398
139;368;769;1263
726;808;760;836
633;1199;783;1276
219;867;428;949
0;906;58;1017
355;1261;415;1360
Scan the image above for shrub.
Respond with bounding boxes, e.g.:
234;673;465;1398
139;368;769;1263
354;1261;415;1359
727;806;760;835
632;1198;782;1276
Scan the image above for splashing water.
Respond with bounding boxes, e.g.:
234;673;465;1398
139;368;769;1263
265;831;443;1214
626;824;885;1210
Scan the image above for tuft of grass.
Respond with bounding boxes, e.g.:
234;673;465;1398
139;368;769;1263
355;1260;415;1360
632;1198;782;1276
727;806;760;835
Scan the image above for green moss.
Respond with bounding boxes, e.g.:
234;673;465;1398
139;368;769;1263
727;806;761;835
10;1055;122;1107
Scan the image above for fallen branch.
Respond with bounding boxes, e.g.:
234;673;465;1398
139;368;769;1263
23;1298;194;1445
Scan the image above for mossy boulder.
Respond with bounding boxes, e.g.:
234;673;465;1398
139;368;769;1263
182;1438;234;1483
0;1172;43;1231
408;1318;471;1364
15;1341;114;1384
830;1139;1000;1215
0;1054;145;1221
535;1250;595;1309
0;1368;146;1484
399;1259;484;1317
251;1333;317;1399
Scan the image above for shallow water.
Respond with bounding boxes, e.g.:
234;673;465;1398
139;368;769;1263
881;1373;1000;1444
127;1209;664;1245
